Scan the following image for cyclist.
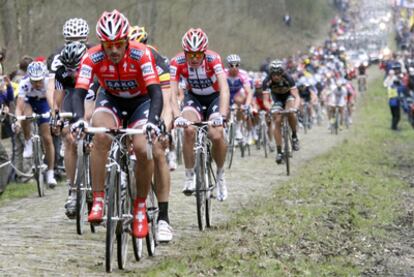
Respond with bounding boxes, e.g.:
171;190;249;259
53;41;87;218
47;18;90;74
72;10;164;239
170;28;230;201
326;78;347;128
297;77;318;127
225;54;254;142
263;60;300;164
14;61;57;187
128;25;173;242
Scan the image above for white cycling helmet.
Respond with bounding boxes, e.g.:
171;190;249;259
27;61;48;81
269;59;284;75
226;54;241;65
63;18;89;42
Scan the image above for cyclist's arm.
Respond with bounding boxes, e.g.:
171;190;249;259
161;86;173;131
170;80;181;119
147;84;163;124
290;87;300;109
71;88;88;120
15;96;25;118
46;78;55;113
243;82;254;106
217;72;230;116
54;79;65;112
263;92;272;110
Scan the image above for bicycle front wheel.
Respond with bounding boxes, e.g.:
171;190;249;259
195;148;207;231
117;169;131;269
75;140;87;235
105;165;118;273
33;138;45;197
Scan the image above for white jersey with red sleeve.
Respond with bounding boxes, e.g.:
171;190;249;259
75;41;159;98
170;50;225;96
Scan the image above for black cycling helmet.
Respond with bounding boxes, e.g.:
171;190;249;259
59;41;87;69
269;59;284;75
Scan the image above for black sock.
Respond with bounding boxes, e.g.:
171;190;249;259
157;202;169;224
277;146;282;153
292;132;297;139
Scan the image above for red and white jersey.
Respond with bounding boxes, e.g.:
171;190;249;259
75;41;159;98
170;50;225;96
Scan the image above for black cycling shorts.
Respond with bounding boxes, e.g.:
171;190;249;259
271;92;295;109
94;89;150;128
182;91;220;120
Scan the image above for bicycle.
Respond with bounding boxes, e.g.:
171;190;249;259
52;112;95;235
256;110;271;158
180;121;216;231
225;105;236;169
12;112;50;197
272;108;296;176
301;101;312;134
238;110;251;158
86;125;152;272
358;75;367;94
330;105;343;135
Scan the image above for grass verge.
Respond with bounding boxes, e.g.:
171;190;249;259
138;75;414;276
0;181;37;205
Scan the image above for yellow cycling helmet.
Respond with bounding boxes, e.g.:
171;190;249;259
128;25;148;43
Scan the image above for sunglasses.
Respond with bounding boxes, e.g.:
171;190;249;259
229;64;239;68
185;52;204;59
102;39;128;49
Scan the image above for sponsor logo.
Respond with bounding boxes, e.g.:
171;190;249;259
104;79;138;91
79;65;92;79
176;55;186;64
213;64;224;74
188;78;213;90
170;66;177;78
156;65;164;75
130;49;144;61
91;51;105;63
141;62;155;76
206;54;216;63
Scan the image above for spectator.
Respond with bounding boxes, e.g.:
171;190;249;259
386;78;404;131
283;13;291;27
0;75;14;193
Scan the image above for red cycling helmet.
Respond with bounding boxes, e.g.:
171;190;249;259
96;9;129;41
181;28;208;52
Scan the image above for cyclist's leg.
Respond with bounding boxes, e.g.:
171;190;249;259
89;92;119;222
285;97;297;136
181;93;202;170
22;101;33;141
207;96;228;200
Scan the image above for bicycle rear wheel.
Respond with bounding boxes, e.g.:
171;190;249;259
283;124;290;176
226;123;235;169
262;123;268;158
303;108;308;134
205;151;214;228
105;165;118;273
145;184;157;256
175;128;183;165
33;138;45;197
75;140;88;235
195;148;206;231
335;109;339;135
